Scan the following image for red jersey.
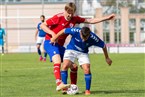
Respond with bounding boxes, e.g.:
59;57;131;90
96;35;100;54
45;13;85;46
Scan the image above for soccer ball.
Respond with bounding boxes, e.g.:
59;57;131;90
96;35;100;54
67;84;79;95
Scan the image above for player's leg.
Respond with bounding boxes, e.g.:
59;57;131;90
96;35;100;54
70;63;78;85
52;54;70;91
36;37;43;61
81;64;91;95
61;59;73;94
44;40;70;91
42;37;47;62
52;47;71;91
61;50;76;94
78;53;91;95
0;39;4;54
37;44;43;61
2;46;4;54
63;49;78;85
61;50;76;84
61;59;73;84
44;40;61;86
52;54;62;86
43;51;47;62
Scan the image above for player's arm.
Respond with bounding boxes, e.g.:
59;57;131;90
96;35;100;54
35;29;38;41
102;45;112;66
84;13;115;24
40;22;56;36
50;29;65;44
92;33;112;66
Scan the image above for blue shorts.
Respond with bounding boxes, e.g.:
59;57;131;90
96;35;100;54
44;40;65;62
0;39;4;46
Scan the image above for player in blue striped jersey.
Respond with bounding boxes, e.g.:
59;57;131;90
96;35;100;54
0;24;6;55
51;27;112;95
35;15;47;61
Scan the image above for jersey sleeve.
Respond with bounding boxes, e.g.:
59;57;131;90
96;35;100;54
75;16;85;24
64;28;73;35
46;15;59;26
37;23;40;29
91;33;105;48
64;28;80;36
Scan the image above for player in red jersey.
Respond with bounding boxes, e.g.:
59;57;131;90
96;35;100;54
40;2;115;91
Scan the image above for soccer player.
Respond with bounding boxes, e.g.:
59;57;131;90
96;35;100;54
50;27;112;95
40;2;115;91
35;15;47;62
0;24;6;55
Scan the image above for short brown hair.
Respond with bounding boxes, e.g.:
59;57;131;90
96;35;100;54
81;27;91;38
40;15;45;19
65;2;76;13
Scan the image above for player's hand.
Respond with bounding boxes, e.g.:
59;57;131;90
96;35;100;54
107;14;115;20
50;37;56;45
50;38;55;43
106;57;112;66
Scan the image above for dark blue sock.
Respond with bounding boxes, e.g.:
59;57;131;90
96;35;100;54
61;71;68;84
37;48;41;55
2;46;4;53
44;52;47;58
85;74;92;90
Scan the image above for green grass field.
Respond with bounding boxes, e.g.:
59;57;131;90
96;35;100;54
0;53;145;97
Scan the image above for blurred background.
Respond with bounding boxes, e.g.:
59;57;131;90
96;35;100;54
0;0;145;53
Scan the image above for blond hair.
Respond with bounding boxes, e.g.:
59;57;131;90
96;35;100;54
65;2;76;13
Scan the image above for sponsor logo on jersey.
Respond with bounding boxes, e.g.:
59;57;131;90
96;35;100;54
69;23;74;28
62;23;65;26
53;51;56;54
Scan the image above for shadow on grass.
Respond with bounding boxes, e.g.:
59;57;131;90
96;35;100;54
60;89;145;96
91;89;145;94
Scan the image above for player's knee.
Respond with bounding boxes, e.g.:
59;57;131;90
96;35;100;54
37;45;40;48
84;68;91;74
70;65;78;73
52;55;61;63
62;64;70;70
70;63;78;70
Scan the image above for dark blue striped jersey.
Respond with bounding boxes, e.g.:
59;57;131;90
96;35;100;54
64;27;105;53
37;22;46;37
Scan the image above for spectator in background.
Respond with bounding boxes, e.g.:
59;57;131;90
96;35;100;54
0;24;6;55
35;15;47;62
